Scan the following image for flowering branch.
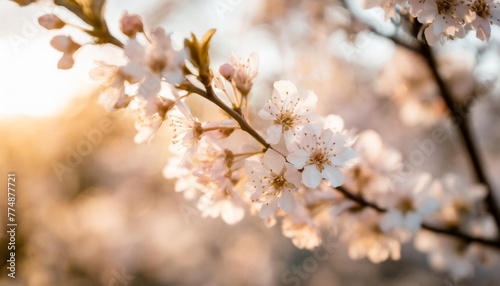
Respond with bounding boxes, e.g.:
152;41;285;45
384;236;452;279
335;186;500;249
341;1;500;240
419;42;500;236
17;0;500;278
182;29;500;248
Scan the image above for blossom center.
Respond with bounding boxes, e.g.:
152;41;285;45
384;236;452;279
398;197;415;214
275;111;296;131
271;173;287;193
436;0;455;15
309;151;330;172
470;0;491;18
194;122;204;140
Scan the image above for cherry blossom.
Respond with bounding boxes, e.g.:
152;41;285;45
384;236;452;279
90;62;132;111
258;80;318;146
197;187;246;225
246;149;301;218
409;0;473;44
379;173;439;237
415;230;476;279
469;0;500;40
287;124;357;188
342;209;402;263
225;52;259;95
345;130;402;201
430;173;487;228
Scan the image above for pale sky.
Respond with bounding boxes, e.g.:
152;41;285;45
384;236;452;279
0;0;270;117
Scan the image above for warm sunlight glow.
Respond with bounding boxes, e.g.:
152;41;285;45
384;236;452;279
0;39;92;117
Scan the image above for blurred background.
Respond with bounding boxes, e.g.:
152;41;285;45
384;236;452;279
1;0;500;285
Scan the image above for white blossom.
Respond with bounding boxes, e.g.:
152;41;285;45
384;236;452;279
287;124;357;188
169;102;205;160
227;52;259;95
469;0;500;41
197;187;246;225
90;62;132;111
345;130;402;202
415;230;475;279
258;80;318;146
380;173;439;237
430;173;487;228
409;0;473;45
342;209;402;263
246;149;301;218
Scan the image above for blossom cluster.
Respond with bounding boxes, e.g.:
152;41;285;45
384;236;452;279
363;0;500;44
18;0;500;280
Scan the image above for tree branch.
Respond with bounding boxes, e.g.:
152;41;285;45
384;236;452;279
419;43;500;234
339;2;500;238
335;186;500;249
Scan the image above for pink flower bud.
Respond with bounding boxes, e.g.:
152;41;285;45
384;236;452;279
57;53;75;70
50;35;80;54
38;14;65;30
219;63;234;80
120;12;144;37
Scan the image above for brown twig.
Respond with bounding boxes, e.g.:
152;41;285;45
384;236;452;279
335;186;500;248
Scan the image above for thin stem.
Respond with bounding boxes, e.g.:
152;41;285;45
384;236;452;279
202;125;240;132
204;84;270;149
335;186;500;248
229;81;241;108
233;150;265;158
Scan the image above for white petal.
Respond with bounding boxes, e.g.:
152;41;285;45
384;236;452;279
248;51;259;78
337;147;358;166
284;163;302;187
265;124;283;145
258;104;277;120
262;149;286;173
302;165;322;188
403;212;422;232
124;39;145;63
418;198;439;216
287;149;309;169
138;74;162;98
273;80;298;99
380;211;403;232
323;114;344;133
278;190;296;212
259;199;278;218
322;165;344;187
